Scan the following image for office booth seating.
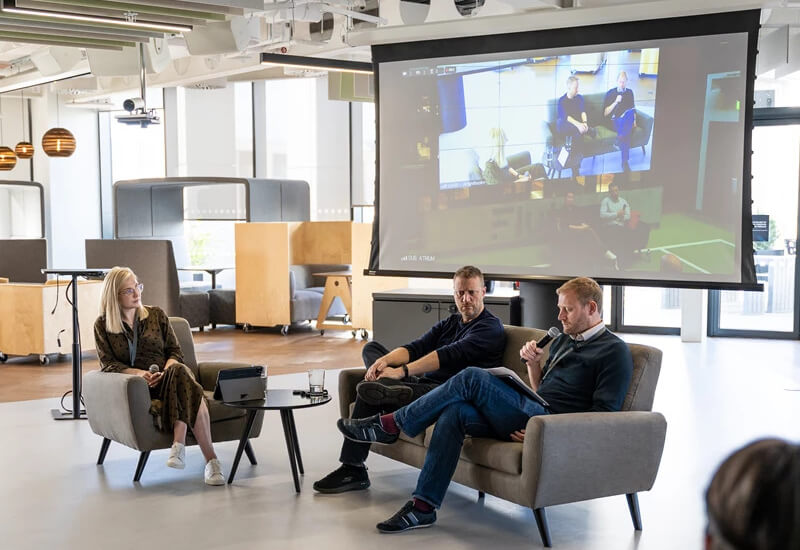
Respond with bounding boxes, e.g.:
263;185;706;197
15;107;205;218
0;238;47;283
338;325;667;547
83;317;265;482
288;264;349;330
85;239;210;329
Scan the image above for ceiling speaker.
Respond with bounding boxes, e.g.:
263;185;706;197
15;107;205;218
184;17;260;55
87;38;171;77
30;47;83;77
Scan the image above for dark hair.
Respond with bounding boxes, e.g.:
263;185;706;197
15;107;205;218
706;438;800;550
453;265;484;286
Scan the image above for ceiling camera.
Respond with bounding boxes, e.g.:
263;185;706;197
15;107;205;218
123;97;144;113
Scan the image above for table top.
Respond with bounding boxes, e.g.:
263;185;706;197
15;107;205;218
177;266;234;273
312;270;352;277
222;389;331;410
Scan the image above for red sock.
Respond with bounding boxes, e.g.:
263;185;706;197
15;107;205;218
413;498;434;513
379;413;399;434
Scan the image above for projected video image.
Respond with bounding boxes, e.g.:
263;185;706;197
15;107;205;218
437;49;658;190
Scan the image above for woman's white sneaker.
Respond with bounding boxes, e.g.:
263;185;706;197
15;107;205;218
166;442;186;469
204;458;225;486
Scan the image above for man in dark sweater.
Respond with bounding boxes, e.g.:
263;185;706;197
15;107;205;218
556;75;597;173
338;277;632;533
313;265;505;494
603;71;636;172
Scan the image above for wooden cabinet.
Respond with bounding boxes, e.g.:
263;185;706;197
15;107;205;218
0;281;102;360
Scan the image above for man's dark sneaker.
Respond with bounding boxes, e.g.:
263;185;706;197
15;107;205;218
337;414;399;445
312;464;370;494
356;380;414;408
376;501;437;533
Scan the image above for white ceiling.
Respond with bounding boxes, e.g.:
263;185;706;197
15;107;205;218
0;0;796;103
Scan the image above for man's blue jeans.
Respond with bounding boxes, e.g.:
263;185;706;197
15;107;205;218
393;367;549;508
612;108;635;167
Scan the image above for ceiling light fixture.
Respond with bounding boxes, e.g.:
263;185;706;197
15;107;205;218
0;68;91;94
1;3;193;34
260;53;373;75
15;88;33;159
42;95;75;158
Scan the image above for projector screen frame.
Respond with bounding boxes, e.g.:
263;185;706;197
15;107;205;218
368;9;761;291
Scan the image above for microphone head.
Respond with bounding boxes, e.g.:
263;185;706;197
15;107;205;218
148;364;159;374
547;327;561;339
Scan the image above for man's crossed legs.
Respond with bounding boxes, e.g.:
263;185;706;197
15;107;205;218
338;367;549;532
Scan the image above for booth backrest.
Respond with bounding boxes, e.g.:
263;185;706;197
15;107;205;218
85;239;181;316
0;238;47;283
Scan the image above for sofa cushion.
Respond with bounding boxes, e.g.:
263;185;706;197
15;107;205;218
460;437;523;476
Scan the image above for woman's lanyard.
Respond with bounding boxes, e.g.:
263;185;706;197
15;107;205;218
125;315;138;367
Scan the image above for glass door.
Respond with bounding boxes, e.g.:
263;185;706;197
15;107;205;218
709;120;800;337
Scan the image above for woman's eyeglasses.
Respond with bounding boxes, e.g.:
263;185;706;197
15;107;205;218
119;283;144;296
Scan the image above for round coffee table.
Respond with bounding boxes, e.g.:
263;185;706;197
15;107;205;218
223;389;331;491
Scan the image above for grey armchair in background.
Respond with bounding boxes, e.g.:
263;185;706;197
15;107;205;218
83;317;264;482
338;325;667;547
85;239;210;329
283;264;349;334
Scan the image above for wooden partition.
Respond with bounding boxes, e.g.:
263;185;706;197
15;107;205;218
0;281;102;358
235;222;406;330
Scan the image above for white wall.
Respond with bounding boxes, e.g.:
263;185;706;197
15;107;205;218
32;91;102;268
314;77;351;221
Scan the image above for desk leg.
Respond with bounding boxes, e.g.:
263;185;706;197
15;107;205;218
286;410;304;474
280;409;301;492
52;274;86;421
227;410;257;484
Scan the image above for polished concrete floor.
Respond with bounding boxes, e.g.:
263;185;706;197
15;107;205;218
1;333;799;550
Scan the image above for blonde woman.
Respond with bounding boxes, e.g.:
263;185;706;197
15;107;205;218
93;266;224;485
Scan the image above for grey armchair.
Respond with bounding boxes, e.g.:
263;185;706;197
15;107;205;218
83;317;264;482
338;325;666;547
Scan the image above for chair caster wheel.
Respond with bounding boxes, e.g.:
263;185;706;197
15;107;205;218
361;329;368;339
280;325;289;336
0;352;7;363
243;323;251;333
343;314;351;324
39;354;50;365
351;330;357;337
320;330;325;336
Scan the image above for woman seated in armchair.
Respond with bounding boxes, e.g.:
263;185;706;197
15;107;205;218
93;266;225;485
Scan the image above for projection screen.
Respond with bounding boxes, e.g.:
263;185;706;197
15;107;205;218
369;10;759;289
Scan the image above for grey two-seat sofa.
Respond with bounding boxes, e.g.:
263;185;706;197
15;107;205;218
338;325;667;547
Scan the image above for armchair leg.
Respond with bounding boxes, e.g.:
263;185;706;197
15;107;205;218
97;438;111;465
478;491;485;500
133;451;150;482
244;441;258;465
532;507;552;548
626;493;643;531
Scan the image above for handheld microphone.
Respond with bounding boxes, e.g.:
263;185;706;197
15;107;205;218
149;364;160;374
521;327;561;365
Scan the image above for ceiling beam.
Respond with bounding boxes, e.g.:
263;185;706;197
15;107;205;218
17;0;227;22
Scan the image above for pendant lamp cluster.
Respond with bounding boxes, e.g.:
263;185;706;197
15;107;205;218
0;91;76;170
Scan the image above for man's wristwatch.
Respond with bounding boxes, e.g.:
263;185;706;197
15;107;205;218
401;364;409;378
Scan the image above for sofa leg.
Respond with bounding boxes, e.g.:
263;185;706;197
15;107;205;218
133;451;150;482
626;493;643;531
97;438;111;465
244;440;258;465
532;507;552;548
641;145;645;155
477;491;485;500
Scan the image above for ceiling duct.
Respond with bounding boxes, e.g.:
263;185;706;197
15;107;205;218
87;37;171;76
184;16;261;55
293;11;335;42
183;77;228;90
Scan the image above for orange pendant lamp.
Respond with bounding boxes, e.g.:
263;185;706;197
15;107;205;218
15;92;34;159
42;127;76;157
0;146;16;170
